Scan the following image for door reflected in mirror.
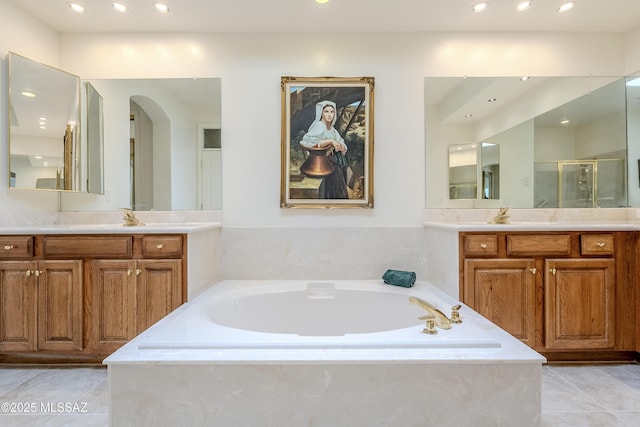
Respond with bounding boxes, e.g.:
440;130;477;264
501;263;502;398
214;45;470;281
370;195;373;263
481;142;499;199
449;143;477;199
85;82;104;194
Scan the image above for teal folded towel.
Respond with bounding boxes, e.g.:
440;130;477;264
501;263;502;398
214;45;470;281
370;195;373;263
382;269;416;288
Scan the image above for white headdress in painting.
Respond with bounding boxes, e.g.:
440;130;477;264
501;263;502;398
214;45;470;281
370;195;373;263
314;100;337;126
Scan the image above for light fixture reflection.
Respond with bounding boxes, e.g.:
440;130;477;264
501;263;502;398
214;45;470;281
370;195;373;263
472;2;489;12
558;1;575;12
517;1;532;12
155;2;170;13
112;2;128;13
67;2;85;13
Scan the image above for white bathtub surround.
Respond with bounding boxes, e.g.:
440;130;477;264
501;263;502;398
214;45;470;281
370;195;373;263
105;280;545;426
221;227;426;280
108;363;541;426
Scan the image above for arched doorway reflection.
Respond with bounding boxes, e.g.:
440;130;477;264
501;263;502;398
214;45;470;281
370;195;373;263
129;96;171;210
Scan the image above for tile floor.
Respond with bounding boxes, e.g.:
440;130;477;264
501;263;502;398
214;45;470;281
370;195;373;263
0;363;639;426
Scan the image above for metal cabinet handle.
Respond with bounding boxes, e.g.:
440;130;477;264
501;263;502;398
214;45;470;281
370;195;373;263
479;243;487;249
156;244;164;249
529;268;537;275
596;242;606;248
136;269;142;276
127;269;133;276
4;245;14;250
34;270;43;277
549;268;556;275
26;269;32;276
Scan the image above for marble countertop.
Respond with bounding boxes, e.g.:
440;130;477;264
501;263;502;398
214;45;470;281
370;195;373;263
424;220;640;232
0;222;221;235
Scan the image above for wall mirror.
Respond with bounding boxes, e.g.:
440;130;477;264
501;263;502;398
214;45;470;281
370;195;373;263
8;52;82;191
60;78;222;212
426;75;635;208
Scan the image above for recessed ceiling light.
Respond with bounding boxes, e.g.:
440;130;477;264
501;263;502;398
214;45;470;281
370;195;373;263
488;98;497;102
315;0;331;3
517;1;532;12
471;2;489;13
465;114;473;118
561;119;570;125
112;2;128;13
155;3;170;13
520;76;530;81
67;2;85;13
558;1;575;13
21;91;37;98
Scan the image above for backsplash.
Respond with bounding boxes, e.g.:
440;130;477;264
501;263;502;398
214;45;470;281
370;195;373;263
220;227;426;280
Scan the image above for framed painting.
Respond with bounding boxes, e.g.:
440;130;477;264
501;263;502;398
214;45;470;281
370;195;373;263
280;76;374;208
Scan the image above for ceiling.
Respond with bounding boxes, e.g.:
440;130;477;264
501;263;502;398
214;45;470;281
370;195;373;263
7;0;640;34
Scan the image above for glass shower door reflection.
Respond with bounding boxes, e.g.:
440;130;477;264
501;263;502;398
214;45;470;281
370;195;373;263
558;161;596;208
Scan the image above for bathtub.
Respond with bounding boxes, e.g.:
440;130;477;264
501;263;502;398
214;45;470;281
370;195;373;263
105;280;545;427
138;280;500;350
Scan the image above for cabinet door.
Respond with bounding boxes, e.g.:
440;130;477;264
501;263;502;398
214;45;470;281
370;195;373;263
37;260;83;351
545;258;615;350
90;260;137;354
464;258;537;346
136;259;182;332
0;261;37;351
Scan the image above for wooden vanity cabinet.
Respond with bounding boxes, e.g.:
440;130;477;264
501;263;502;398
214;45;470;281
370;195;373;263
0;233;186;363
460;231;635;361
87;235;184;354
90;257;182;354
0;239;83;353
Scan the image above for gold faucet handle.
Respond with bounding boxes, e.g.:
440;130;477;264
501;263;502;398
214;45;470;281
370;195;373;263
419;315;438;335
451;304;463;324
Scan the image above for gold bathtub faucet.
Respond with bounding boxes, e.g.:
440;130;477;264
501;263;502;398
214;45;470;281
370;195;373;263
409;296;452;330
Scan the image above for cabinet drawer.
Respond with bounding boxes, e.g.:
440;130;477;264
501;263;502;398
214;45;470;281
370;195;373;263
0;236;34;258
463;234;498;256
507;234;571;256
581;234;614;256
43;236;133;258
142;235;183;258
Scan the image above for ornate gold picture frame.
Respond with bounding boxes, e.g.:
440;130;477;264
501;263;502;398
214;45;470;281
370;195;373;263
280;76;374;208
